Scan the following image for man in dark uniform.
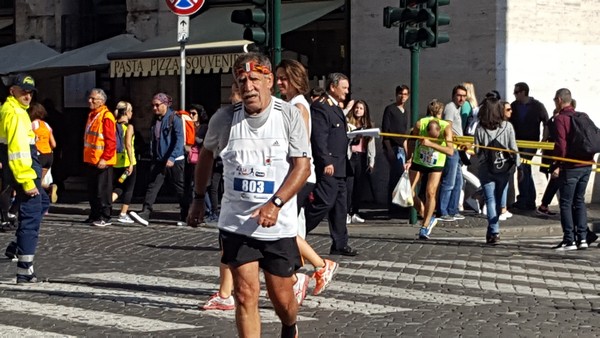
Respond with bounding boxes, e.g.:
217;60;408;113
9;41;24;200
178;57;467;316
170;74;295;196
305;72;358;256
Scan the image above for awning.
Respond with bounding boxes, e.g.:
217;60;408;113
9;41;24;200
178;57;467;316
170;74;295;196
0;39;59;75
108;0;344;78
17;34;142;78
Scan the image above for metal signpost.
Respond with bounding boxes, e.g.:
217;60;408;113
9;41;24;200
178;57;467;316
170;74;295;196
166;0;205;110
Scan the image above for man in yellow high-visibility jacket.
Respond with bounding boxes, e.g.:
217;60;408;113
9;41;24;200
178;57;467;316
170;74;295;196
0;73;49;283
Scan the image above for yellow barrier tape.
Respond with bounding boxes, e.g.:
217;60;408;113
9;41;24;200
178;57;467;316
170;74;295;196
380;131;600;172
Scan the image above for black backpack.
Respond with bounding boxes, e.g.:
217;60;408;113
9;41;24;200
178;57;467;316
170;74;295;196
484;126;515;174
568;112;600;158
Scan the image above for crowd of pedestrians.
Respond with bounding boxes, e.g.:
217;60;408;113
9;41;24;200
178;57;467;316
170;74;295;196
1;55;599;336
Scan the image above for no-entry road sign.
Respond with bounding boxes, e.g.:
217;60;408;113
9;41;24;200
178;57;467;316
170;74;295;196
166;0;205;16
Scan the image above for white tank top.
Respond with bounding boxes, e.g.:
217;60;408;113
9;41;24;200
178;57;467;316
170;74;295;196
289;94;316;184
218;98;298;240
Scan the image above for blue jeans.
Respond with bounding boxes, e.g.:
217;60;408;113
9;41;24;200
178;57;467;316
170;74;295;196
480;173;509;236
558;166;591;244
515;149;536;208
501;182;508;209
439;151;463;216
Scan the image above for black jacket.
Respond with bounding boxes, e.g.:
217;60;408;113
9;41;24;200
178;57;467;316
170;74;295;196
310;96;348;178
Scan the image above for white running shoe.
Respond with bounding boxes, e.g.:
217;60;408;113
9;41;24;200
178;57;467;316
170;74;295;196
293;273;310;305
351;214;365;223
129;211;149;226
312;259;339;295
117;214;134;224
201;292;235;310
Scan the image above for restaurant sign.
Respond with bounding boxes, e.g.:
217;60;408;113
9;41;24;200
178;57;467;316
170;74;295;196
110;53;243;78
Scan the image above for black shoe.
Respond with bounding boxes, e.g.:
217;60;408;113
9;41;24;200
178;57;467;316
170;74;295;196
512;202;536;211
5;241;17;259
486;234;500;244
83;217;99;224
129;210;150;226
330;246;359;256
586;230;598;245
16;274;38;284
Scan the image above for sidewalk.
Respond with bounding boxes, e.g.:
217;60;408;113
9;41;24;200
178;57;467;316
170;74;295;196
47;198;600;239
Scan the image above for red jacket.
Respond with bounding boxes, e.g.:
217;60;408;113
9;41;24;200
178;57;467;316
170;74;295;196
553;106;595;168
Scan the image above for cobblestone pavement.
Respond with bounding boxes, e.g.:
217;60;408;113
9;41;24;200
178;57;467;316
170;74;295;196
1;209;600;337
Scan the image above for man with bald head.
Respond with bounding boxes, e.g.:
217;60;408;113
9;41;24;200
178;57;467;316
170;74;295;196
83;88;116;227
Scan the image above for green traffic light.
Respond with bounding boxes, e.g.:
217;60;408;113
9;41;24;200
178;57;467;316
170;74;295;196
231;8;266;25
383;7;403;28
244;27;267;45
437;13;450;26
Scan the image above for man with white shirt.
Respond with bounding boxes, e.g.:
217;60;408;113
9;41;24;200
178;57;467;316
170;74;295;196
439;84;467;222
186;52;310;338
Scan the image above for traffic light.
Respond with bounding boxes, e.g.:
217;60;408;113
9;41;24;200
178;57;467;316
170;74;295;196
423;0;450;48
231;0;270;47
383;0;450;49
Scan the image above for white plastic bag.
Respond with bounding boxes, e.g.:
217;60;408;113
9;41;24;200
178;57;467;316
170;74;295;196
42;168;53;186
392;171;413;207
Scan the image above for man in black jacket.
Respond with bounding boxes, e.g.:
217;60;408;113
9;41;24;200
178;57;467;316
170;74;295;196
509;82;549;210
305;73;358;256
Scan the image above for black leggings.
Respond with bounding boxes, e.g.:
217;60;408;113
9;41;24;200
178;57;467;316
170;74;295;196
113;166;137;205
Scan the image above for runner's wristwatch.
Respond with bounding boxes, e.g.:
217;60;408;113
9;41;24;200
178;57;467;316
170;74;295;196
271;195;285;208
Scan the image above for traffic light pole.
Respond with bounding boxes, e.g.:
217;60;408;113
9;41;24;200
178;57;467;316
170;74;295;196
409;45;420;225
272;0;281;66
180;41;186;111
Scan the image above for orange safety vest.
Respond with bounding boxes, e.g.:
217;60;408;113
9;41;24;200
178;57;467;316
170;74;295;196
83;105;116;165
32;119;53;154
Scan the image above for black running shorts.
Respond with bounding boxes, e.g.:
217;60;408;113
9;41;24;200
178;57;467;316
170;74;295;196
219;230;301;277
410;162;443;173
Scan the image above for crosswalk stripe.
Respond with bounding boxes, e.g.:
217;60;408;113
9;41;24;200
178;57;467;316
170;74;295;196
347;261;600;300
171;266;499;306
69;272;316;322
0;297;196;332
421;259;600;283
171;267;412;314
506;259;600;272
0;324;76;337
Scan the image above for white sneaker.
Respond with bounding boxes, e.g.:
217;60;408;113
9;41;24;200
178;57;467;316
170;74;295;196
293;273;310;305
346;214;351;224
129;211;149;226
578;240;588;250
351;214;365;223
92;220;111;227
117;214;134;224
503;211;513;219
554;241;577;251
499;213;508;221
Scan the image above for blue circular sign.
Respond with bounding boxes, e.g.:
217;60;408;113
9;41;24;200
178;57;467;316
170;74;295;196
166;0;205;16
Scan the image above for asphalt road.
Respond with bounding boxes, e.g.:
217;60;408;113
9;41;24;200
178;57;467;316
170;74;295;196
0;209;599;337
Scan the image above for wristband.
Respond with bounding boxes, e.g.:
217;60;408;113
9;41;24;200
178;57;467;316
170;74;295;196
193;192;205;200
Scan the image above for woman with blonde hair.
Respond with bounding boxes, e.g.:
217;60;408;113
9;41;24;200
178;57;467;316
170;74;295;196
111;101;137;224
461;82;478;132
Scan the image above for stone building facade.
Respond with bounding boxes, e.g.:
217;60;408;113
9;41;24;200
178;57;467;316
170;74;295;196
350;0;600;204
5;0;599;204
